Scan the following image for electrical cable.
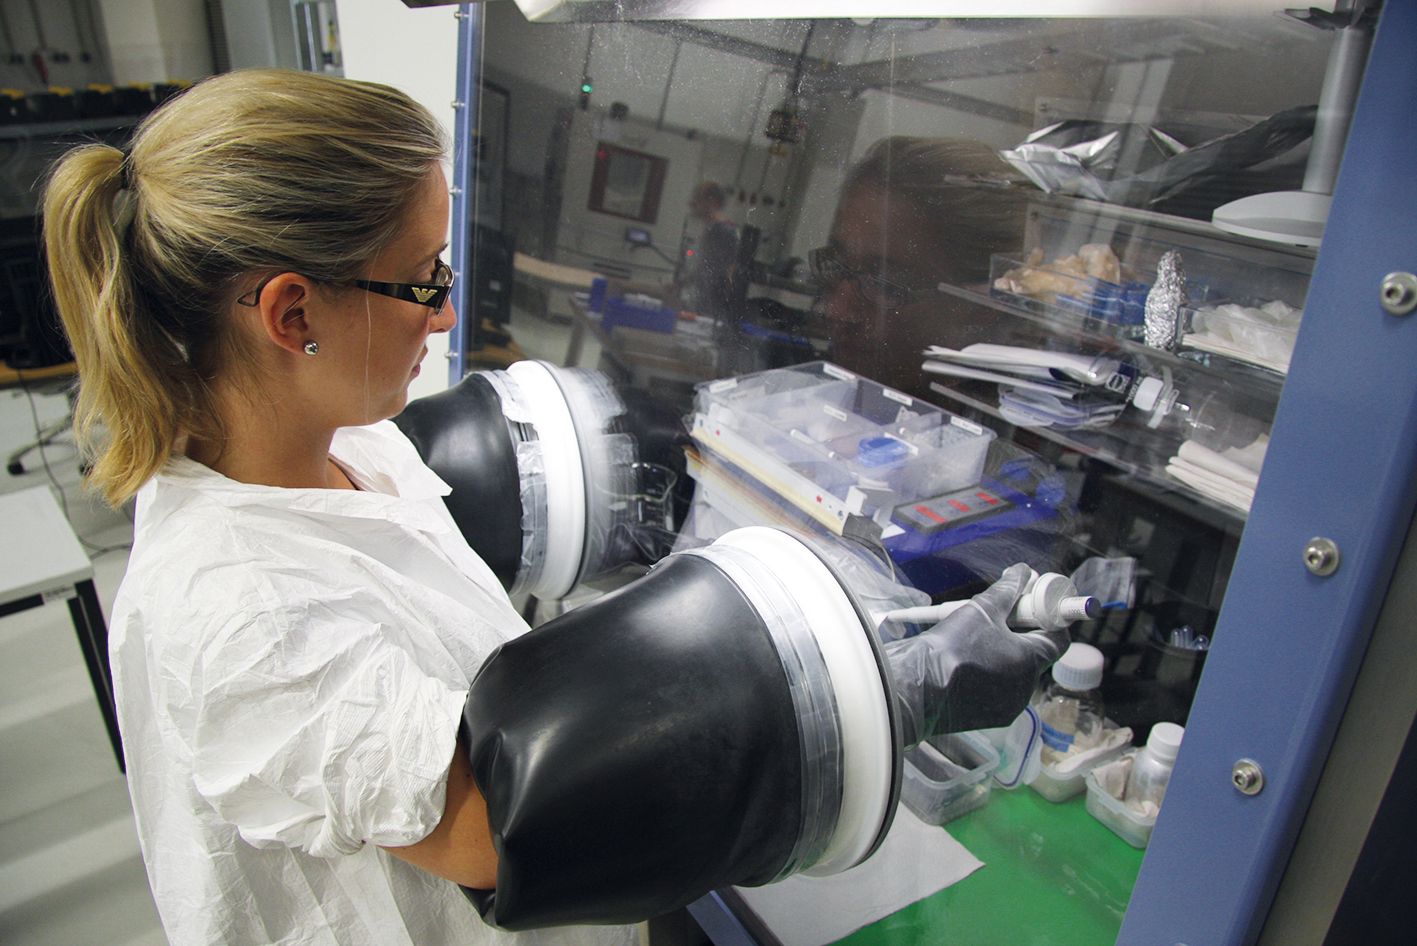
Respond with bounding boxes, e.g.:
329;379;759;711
14;369;132;559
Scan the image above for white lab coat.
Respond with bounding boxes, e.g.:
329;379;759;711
110;421;637;946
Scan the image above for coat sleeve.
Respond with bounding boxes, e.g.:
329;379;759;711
184;592;469;858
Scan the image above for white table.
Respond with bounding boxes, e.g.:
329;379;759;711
0;485;122;770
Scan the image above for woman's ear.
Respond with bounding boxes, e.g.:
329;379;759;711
254;272;319;356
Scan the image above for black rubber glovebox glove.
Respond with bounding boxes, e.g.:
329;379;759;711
459;553;807;930
396;367;696;580
393;374;525;588
885;563;1070;744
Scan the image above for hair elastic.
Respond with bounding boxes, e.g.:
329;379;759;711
117;149;134;191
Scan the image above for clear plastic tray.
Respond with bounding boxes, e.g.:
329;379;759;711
989;250;1224;342
990;252;1152;338
1084;753;1157;848
900;731;1000;825
693;362;996;527
1180;298;1303;376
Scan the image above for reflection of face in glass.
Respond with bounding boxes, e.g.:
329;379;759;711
810;245;922;310
818;183;941;335
817;175;1018;398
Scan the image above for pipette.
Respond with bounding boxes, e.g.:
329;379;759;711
881;570;1098;632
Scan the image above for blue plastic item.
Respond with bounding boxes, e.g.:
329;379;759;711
601;297;677;334
856;435;911;468
588;277;609;312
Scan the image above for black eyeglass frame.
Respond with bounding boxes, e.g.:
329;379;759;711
808;245;929;309
236;259;456;315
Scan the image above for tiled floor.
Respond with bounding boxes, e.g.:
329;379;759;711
0;306;581;946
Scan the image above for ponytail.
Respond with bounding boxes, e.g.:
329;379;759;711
44;145;197;507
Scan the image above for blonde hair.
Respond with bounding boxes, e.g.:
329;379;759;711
845;136;1028;284
43;69;447;506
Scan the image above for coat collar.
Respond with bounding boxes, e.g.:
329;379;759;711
150;422;455;535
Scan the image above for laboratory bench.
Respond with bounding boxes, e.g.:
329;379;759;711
0;485;121;771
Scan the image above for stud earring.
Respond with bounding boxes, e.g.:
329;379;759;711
303;341;319;356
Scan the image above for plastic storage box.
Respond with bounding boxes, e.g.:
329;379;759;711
1030;719;1132;802
1084;752;1157;848
990;252;1149;336
901;731;1000;825
693;362;996;528
989;249;1217;340
1180;297;1303;375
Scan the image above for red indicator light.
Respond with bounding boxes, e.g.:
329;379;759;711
948;499;970;512
914;504;946;524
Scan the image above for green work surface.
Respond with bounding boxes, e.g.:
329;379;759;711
835;787;1145;946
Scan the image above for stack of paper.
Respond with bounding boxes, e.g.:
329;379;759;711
1164;435;1269;513
732;809;984;946
921;344;1125;430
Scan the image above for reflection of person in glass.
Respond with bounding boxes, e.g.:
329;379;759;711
686;180;740;322
812;137;1027;396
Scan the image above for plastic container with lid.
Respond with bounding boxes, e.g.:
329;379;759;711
1037;642;1106;765
1123;722;1185;815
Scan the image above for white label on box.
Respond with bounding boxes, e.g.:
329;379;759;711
790;429;815;444
822;405;848;422
708;378;738;394
823;364;854;381
883;388;912;406
950;416;985;436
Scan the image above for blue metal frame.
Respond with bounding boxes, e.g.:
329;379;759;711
1121;2;1417;942
447;2;481;385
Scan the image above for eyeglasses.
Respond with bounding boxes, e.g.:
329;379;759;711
237;259;456;315
809;245;925;308
355;258;455;314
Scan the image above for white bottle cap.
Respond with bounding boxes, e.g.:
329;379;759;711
1132;375;1164;412
1147;722;1185;764
1052;642;1104;691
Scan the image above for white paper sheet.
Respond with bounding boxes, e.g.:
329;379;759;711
731;810;984;946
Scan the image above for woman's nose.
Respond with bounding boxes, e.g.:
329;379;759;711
431;299;457;335
823;281;864;329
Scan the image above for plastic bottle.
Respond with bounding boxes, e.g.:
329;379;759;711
1124;722;1185;816
1168;385;1273;452
1036;642;1105;765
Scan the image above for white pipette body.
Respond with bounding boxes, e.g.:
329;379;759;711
881;569;1098;632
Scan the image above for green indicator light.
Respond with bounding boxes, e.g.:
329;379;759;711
581;83;593;94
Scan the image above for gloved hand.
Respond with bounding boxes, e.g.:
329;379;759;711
885;563;1071;745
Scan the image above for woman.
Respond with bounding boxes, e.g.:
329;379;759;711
44;69;634;946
